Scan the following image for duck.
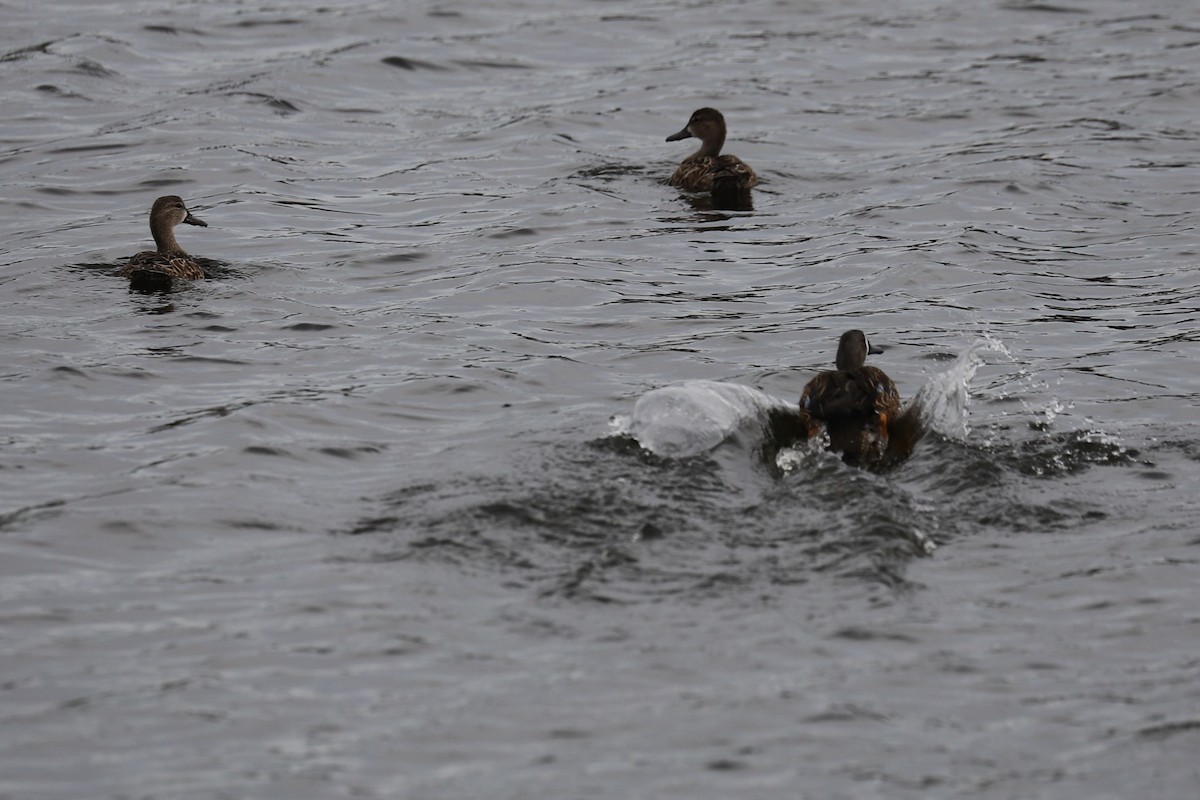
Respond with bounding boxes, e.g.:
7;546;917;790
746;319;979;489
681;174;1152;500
665;108;758;207
796;330;906;465
119;195;208;290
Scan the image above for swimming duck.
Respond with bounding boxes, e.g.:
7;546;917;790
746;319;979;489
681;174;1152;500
665;108;758;206
796;330;903;464
119;195;208;290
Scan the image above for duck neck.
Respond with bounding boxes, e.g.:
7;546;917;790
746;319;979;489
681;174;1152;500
693;133;725;159
152;224;186;256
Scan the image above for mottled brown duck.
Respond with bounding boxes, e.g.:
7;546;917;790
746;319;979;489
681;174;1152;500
796;330;917;465
119;195;208;290
665;108;757;207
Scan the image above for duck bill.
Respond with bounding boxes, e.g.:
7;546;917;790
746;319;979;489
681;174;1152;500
868;343;884;355
665;126;693;142
183;212;208;227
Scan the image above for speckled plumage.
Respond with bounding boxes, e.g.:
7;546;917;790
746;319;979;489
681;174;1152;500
665;108;757;204
797;330;902;464
119;195;208;288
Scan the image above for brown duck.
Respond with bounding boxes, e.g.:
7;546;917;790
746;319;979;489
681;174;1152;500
665;108;758;207
119;195;208;290
796;330;916;465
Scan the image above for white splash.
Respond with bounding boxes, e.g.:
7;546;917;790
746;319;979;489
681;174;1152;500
908;335;1010;441
621;380;789;458
774;438;831;473
1040;397;1069;427
617;336;1011;460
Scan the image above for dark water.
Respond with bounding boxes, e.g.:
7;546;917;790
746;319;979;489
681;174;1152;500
2;0;1198;797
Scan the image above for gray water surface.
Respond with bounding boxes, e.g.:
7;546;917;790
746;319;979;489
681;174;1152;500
2;1;1198;798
